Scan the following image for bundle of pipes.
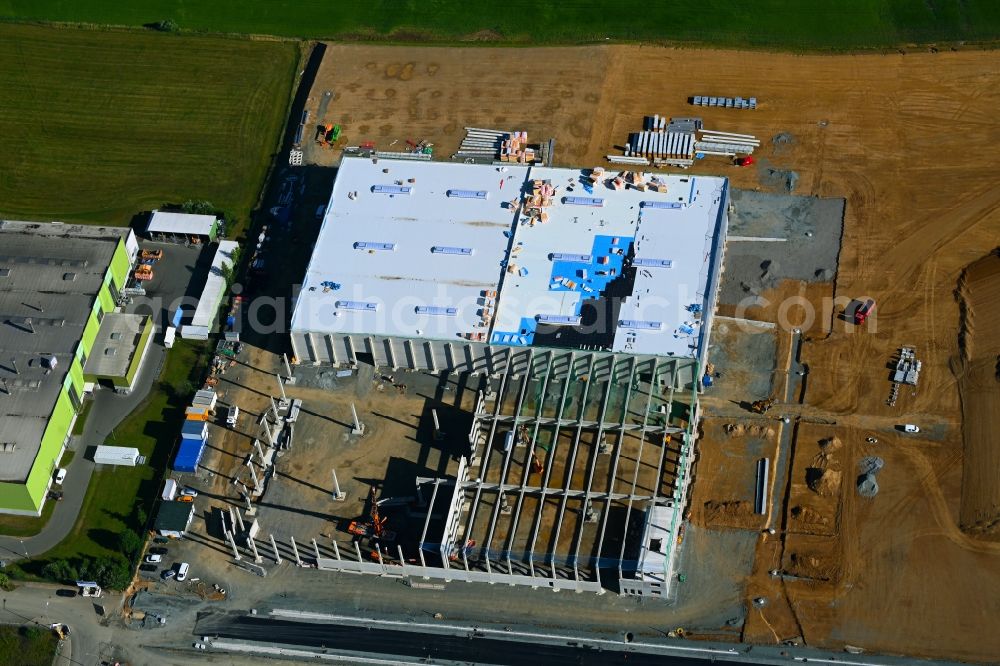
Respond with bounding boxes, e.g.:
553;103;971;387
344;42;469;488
694;141;756;156
453;127;507;159
607;155;650;165
695;129;760;156
699;129;760;145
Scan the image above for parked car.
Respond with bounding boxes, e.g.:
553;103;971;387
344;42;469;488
902;424;920;433
180;487;199;498
145;553;163;564
176;562;190;581
54;468;67;485
47;490;64;501
161;569;176;581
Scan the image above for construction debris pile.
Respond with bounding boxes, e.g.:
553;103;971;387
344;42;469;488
691;95;758;109
452;127;539;163
611;114;760;167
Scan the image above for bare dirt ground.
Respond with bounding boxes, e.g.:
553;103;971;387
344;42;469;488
293;44;1000;662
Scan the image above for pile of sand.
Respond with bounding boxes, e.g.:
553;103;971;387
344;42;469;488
820;436;842;452
724;423;775;438
791;505;831;526
808;468;842;497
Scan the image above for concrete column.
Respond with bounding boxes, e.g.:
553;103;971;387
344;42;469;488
270;534;282;564
350;402;365;435
226;530;241;561
248;462;260;491
312;538;321;561
432;409;444;441
234;507;246;534
248;537;263;564
228;507;237;535
290;536;303;566
354;541;363;563
282;353;293;377
331;468;346;501
253;438;265;461
332;540;341;561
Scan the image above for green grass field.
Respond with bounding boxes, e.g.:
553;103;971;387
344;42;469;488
2;1;999;48
0;23;298;226
0;625;58;666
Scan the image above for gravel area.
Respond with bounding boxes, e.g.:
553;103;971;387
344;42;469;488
719;190;845;306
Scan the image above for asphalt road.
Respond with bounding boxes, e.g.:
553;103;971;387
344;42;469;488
198;614;730;666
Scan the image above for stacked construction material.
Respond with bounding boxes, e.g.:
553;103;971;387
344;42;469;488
616;115;699;167
452;127;538;163
500;131;535;163
692;96;757;109
453;127;506;159
694;129;760;156
520;179;556;226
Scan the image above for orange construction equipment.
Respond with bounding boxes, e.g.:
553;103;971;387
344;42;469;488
134;265;154;281
140;249;164;261
530;453;544;474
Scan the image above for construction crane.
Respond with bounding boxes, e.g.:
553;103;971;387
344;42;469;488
750;397;775;414
347;487;395;542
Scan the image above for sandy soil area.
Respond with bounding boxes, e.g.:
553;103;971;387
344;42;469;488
296;44;1000;662
956;252;1000;537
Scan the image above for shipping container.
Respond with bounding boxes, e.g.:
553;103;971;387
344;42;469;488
93;445;141;467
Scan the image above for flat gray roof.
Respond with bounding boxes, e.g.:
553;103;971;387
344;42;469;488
83;313;148;379
0;221;128;483
147;211;216;237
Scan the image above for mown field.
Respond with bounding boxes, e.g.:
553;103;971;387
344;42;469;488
2;0;1000;48
0;23;298;226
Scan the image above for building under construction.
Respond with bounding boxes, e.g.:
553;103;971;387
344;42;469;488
292;156;730;597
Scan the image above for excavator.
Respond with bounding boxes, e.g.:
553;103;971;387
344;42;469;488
750;397;776;414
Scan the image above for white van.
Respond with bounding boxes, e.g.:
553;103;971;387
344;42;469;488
176;562;190;581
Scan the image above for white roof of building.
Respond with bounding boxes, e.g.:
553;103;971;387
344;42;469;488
494;167;726;356
292;157;727;359
188;241;239;330
292;158;530;341
147;211;216;236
